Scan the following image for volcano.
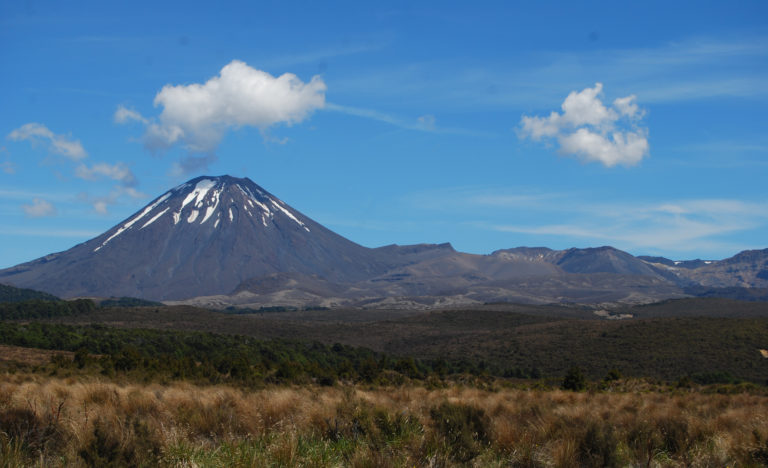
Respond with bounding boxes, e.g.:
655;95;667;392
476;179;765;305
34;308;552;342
7;174;760;306
0;175;395;300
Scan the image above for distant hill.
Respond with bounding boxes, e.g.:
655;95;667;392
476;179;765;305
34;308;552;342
637;256;713;269
0;283;59;303
0;175;765;307
665;249;768;289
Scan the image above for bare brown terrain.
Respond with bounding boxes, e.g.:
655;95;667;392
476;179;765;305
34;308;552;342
0;344;73;366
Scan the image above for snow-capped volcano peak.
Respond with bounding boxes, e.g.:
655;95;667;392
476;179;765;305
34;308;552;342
93;176;309;252
0;174;386;300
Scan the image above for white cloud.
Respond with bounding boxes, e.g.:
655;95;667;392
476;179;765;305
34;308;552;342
121;60;327;153
21;198;56;217
613;95;642;119
7;123;87;160
72;164;145;214
114;105;148;125
143;123;184;151
519;83;649;167
559;83;616;127
558;127;649;167
6;123;143;214
75;162;137;186
93;200;109;215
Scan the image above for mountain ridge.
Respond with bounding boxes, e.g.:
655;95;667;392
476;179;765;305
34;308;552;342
0;175;765;306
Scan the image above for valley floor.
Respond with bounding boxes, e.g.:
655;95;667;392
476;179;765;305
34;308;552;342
2;374;768;467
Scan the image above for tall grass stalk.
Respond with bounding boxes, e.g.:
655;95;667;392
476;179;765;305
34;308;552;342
0;375;766;466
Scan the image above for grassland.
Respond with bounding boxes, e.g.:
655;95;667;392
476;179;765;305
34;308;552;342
2;296;768;466
3;374;768;467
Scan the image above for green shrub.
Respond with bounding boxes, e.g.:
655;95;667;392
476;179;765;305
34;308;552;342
604;368;622;382
429;402;490;462
373;408;422;443
561;366;587;391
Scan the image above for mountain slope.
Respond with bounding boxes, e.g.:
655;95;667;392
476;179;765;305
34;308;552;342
3;174;762;306
680;248;768;288
493;246;674;279
0;176;395;300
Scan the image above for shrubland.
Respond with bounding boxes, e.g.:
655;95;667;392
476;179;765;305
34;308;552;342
2;375;768;467
2;296;768;466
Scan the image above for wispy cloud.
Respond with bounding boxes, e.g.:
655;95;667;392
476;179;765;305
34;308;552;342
325;103;492;136
0;188;72;201
0;227;101;238
77;185;146;215
6;123;143;214
672;141;768;154
330;36;768;111
634;78;768;103
486;198;768;255
0;146;14;174
75;162;138;187
263;41;390;68
168;154;218;178
7;123;87;160
407;186;566;211
409;186;768;257
21;198;56;218
114;105;149;125
325;103;435;131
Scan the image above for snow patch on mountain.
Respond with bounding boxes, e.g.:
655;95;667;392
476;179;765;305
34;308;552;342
142;207;170;229
94;192;172;252
270;198;309;232
92;175;313;255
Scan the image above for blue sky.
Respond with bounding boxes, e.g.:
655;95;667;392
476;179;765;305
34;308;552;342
1;0;767;268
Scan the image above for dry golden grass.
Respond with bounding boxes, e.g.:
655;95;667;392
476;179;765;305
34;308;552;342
1;374;768;467
0;345;73;366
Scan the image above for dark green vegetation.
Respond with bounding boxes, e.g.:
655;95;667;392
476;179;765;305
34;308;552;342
0;283;59;303
0;321;469;386
1;295;767;385
98;297;164;307
0;299;96;320
683;285;768;302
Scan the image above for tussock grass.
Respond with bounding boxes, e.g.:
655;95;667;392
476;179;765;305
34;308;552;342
1;376;767;466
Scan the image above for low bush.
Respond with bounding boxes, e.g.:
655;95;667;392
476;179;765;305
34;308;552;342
429;402;490;462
